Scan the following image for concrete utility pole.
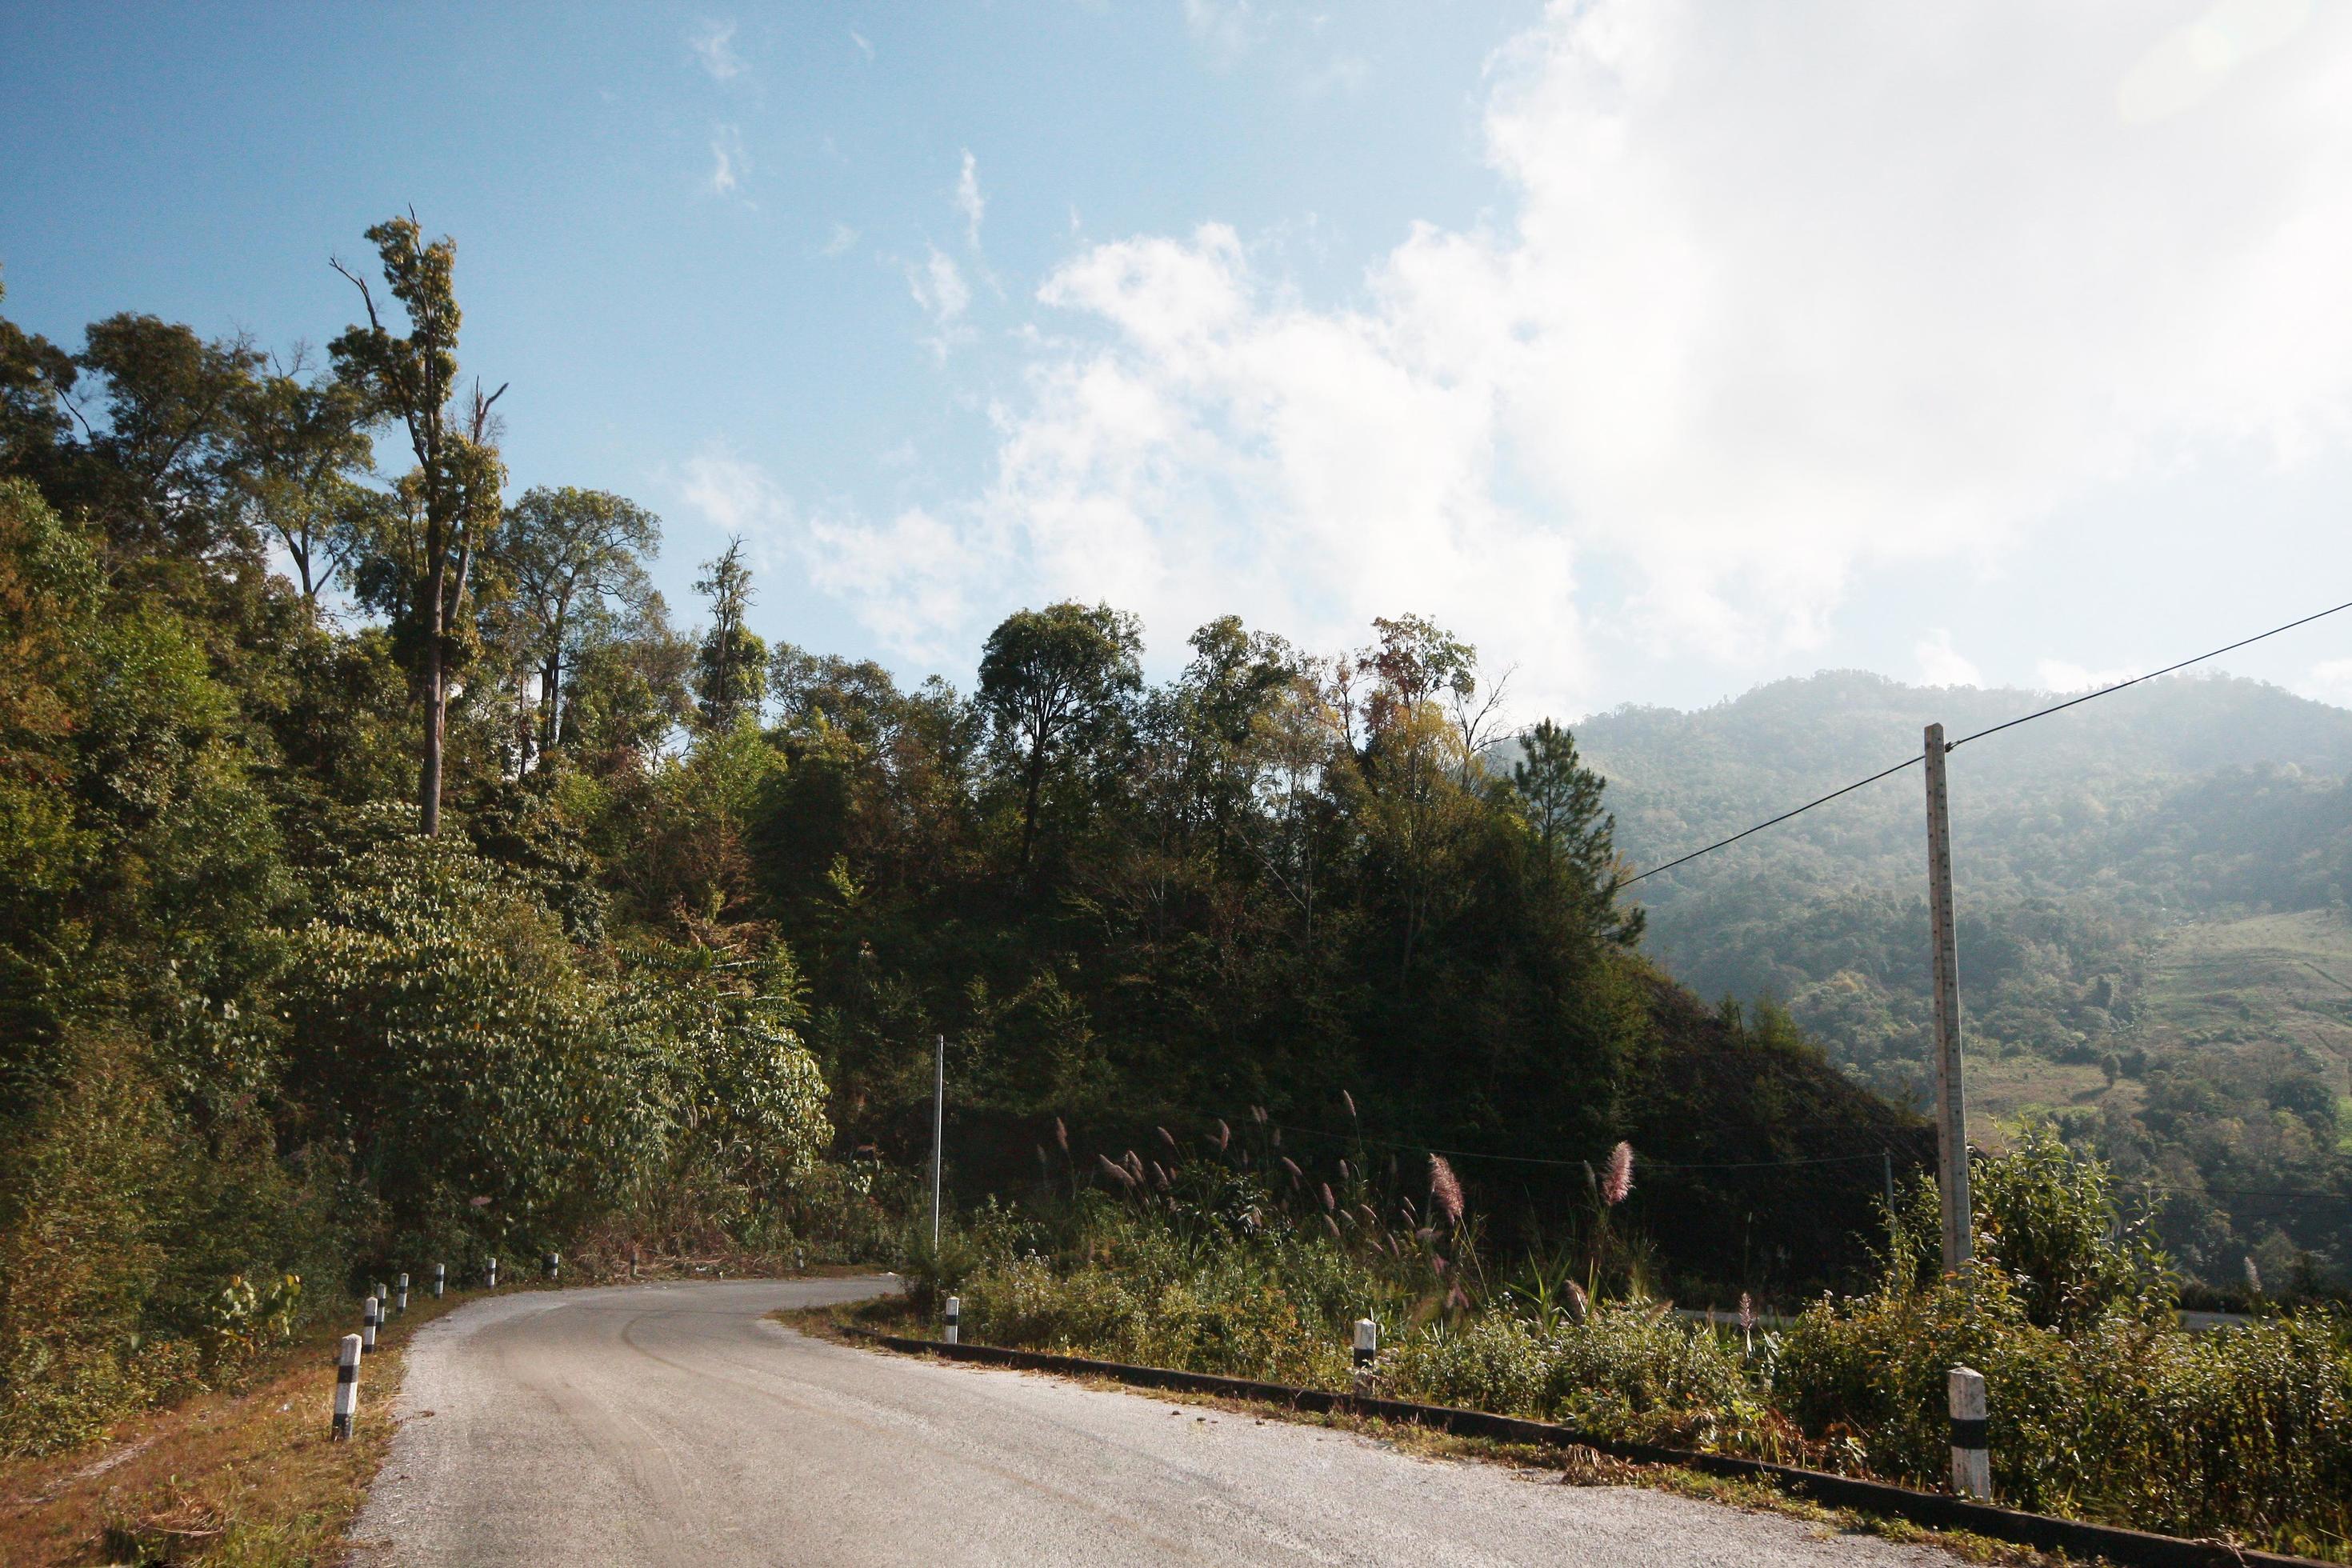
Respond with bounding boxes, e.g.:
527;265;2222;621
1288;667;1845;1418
930;1033;946;1250
1923;724;1974;1276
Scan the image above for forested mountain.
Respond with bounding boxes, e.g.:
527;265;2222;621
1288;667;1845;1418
0;234;1918;1454
1581;670;2352;1287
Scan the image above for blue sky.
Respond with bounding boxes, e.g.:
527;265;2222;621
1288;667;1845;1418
7;1;2352;723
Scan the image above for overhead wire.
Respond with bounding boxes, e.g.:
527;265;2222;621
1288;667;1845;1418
1272;1120;1913;1174
1613;596;2352;889
1285;601;2352;1190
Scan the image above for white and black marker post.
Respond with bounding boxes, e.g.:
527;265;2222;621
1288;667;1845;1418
1352;1318;1378;1390
331;1332;361;1439
396;1272;409;1314
486;1256;498;1290
361;1293;378;1354
544;1250;559;1283
944;1295;960;1345
433;1262;445;1299
1949;1365;1990;1499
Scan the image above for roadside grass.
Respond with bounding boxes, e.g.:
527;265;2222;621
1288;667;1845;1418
782;1134;2352;1562
777;1298;2050;1567
0;1288;466;1566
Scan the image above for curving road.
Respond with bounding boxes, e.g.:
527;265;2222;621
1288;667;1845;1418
350;1278;1957;1566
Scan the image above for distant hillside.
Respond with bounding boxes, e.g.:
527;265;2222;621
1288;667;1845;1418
1574;670;2352;1287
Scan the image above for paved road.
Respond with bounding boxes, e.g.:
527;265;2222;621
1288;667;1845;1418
352;1278;1957;1566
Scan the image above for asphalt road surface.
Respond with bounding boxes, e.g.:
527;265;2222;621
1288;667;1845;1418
351;1278;1957;1566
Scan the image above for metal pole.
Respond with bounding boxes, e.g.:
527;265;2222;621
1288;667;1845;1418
1924;723;1974;1277
930;1034;945;1250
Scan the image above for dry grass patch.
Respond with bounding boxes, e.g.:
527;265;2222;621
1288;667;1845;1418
0;1290;466;1566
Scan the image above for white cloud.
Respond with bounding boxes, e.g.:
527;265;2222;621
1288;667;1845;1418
907;246;972;357
954;150;986;249
678;446;975;660
806;507;979;659
818;221;859;258
805;1;2352;710
2037;658;2136;694
677;446;802;574
2300;658;2352;708
706;126;746;196
1915;630;1982;688
689;18;745;82
850;29;874;61
679;446;790;546
2118;0;2310;124
1183;0;1259;63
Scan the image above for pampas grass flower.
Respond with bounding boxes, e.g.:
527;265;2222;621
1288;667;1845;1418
1429;1153;1465;1226
1602;1141;1634;1206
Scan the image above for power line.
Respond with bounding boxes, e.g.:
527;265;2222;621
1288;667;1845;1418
1272;1121;1910;1173
1947;598;2352;752
1614;596;2352;888
1617;756;1922;887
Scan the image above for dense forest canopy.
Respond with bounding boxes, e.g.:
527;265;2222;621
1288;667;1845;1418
1582;670;2352;1287
0;232;1927;1452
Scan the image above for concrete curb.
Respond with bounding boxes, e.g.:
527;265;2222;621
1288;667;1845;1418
852;1330;2330;1568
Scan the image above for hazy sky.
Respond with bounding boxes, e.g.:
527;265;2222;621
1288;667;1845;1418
6;1;2352;722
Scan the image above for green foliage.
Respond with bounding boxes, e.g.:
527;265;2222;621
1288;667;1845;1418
1584;670;2352;1287
1972;1123;2174;1330
945;1135;2352;1558
692;537;766;731
0;1030;178;1456
976;599;1142;871
0;264;862;1459
1778;1271;2352;1551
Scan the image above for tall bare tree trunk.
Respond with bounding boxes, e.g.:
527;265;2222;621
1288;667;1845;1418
421;548;446;835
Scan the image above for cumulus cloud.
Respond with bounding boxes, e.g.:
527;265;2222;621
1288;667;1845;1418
2300;658;2352;709
1915;630;1982;688
818;221;859;258
806;507;980;659
954;150;986;249
802;0;2352;709
689;18;745;82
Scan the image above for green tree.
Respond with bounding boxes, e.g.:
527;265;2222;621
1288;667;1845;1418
0;276;79;486
330;215;506;836
976;600;1142;873
229;350;378;602
693;536;766;730
501;486;661;765
1513;717;1642;945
